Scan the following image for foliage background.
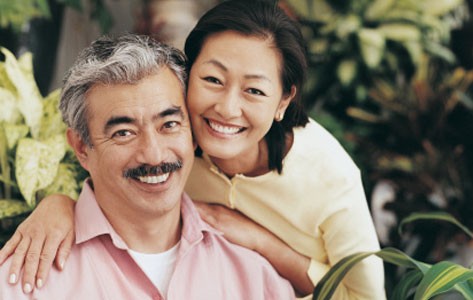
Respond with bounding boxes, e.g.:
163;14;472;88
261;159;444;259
1;0;473;297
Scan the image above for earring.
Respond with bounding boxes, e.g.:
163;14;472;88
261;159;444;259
275;112;284;122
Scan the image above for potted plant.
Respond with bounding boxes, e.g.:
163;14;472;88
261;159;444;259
0;48;87;246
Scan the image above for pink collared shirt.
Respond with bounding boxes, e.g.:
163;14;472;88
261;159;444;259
0;183;295;300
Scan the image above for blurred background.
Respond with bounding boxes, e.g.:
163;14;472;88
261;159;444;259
1;0;473;297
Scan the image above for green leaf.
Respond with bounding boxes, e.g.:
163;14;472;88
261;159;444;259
358;28;386;68
0;199;32;219
39;89;66;140
414;261;473;300
312;248;430;300
1;48;43;138
3;123;29;150
391;270;423;300
376;247;431;274
42;163;81;200
313;251;375;299
378;24;422;42
337;59;357;86
365;0;396;20
399;212;473;239
454;280;473;299
420;0;464;16
15;135;66;206
0;87;21;123
0;124;11;199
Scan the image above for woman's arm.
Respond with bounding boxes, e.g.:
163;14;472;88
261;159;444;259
0;194;76;293
194;202;314;297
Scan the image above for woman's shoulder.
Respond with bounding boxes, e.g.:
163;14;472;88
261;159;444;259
290;118;357;169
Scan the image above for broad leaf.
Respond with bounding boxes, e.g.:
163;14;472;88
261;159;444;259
358;28;385;68
42;163;81;200
0;87;21;123
15;135;66;206
39;89;66;140
1;48;43;138
3;123;29;150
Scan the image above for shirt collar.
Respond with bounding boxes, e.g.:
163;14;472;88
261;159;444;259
75;179;221;249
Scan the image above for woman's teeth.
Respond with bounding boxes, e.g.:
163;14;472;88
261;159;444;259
208;120;242;134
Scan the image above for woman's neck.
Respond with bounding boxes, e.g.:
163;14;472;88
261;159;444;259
210;140;269;178
209;132;294;178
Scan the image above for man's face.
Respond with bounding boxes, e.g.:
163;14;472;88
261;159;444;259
69;68;194;221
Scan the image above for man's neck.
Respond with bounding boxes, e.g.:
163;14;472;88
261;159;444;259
100;199;182;254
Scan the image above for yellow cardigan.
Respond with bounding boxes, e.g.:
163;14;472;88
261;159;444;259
185;118;386;299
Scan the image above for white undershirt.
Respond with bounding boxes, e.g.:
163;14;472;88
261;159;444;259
128;242;180;297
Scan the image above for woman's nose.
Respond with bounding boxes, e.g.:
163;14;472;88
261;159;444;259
213;89;242;119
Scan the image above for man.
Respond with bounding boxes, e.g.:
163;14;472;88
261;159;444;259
0;34;295;299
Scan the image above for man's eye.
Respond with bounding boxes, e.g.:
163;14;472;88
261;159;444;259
203;76;222;85
247;88;266;96
112;130;132;138
163;121;180;130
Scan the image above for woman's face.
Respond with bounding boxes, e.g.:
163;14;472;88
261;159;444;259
187;30;293;162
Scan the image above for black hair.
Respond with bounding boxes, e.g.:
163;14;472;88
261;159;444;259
184;0;309;173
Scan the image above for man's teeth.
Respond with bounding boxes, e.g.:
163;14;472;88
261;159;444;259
138;173;170;184
208;120;241;134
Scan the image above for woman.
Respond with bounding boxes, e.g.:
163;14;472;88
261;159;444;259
0;0;385;298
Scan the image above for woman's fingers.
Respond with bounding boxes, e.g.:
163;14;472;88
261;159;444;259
0;232;22;265
21;233;45;293
54;230;74;271
7;235;31;285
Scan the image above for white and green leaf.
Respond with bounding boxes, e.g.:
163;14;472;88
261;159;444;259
15;134;66;206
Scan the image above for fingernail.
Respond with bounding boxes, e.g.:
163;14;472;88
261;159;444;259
8;273;16;284
36;278;43;289
23;283;32;293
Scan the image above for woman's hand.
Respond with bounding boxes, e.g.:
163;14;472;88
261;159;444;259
0;194;76;293
194;202;314;296
194;202;262;250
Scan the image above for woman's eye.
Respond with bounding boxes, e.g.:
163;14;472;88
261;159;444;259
247;88;266;96
203;76;222;85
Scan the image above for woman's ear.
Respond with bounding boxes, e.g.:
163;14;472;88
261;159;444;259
66;128;90;171
275;85;297;122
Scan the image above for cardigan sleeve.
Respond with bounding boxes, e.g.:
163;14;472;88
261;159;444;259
306;172;386;300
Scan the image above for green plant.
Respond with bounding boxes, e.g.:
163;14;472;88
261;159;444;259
0;47;87;245
0;0;113;33
313;212;473;300
283;0;467;108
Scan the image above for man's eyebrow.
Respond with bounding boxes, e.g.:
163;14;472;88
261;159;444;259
157;105;184;120
104;105;185;132
104;116;135;132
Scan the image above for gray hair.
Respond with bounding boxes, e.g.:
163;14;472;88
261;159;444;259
60;33;188;146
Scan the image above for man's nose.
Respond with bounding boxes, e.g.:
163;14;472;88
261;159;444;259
135;131;164;165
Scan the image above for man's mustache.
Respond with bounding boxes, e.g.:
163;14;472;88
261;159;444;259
123;160;183;178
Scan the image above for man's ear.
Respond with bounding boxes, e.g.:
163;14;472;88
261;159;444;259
66;128;90;171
